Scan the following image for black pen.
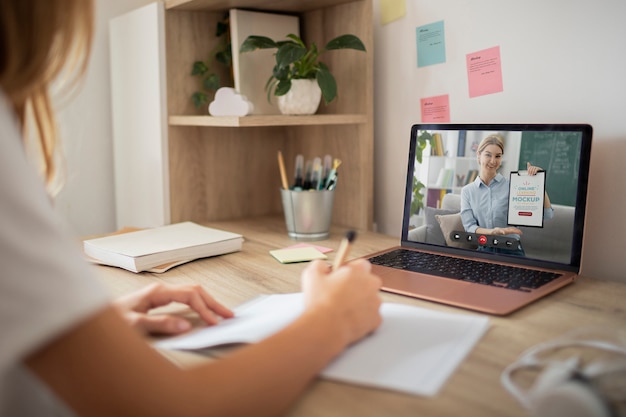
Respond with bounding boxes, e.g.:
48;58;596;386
303;160;313;190
333;230;357;270
293;154;303;189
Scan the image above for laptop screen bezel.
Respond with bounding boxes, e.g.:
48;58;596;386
401;123;593;272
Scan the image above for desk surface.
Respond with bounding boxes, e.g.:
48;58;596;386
93;216;626;417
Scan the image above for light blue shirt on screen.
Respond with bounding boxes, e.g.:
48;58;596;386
460;173;554;240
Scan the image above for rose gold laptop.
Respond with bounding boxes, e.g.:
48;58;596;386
365;124;592;315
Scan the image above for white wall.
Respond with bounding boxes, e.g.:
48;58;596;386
373;0;626;282
54;0;154;236
57;0;625;282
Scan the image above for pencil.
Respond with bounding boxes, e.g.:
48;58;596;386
333;230;357;270
277;151;289;190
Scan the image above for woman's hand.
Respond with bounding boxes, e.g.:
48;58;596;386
492;226;523;236
527;162;543;176
301;259;382;347
113;282;234;335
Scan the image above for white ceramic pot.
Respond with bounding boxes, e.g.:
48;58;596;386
277;79;322;115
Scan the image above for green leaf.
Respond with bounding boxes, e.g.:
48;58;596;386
203;73;220;91
265;78;278;102
316;64;337;104
272;64;290;82
216;47;232;66
285;33;306;48
216;19;229;37
276;43;307;67
191;91;208;108
274;79;292;96
191;61;209;76
324;34;366;52
240;35;278;52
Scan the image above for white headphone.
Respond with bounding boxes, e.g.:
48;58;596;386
501;334;626;417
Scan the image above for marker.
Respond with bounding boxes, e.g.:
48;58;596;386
321;154;332;188
333;230;357;270
277;151;289;190
293;154;304;189
315;162;324;190
325;158;342;190
303;160;313;190
310;157;322;190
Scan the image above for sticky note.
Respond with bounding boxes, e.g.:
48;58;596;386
421;94;450;123
270;247;328;264
380;0;406;25
416;21;446;67
466;46;503;98
285;243;333;254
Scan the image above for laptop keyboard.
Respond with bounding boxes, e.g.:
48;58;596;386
368;249;561;292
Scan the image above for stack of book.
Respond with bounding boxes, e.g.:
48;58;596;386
84;222;244;273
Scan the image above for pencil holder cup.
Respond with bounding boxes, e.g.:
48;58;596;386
280;188;335;241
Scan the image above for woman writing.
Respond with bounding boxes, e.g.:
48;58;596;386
0;1;382;416
460;134;553;256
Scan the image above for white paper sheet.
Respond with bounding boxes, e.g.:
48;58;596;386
156;293;490;396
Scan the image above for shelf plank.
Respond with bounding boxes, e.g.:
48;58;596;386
169;114;368;127
165;0;360;13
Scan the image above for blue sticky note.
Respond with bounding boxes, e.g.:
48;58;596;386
416;20;446;67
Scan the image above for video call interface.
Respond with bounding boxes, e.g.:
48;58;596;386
405;126;589;266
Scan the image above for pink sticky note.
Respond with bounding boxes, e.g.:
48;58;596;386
285;243;333;254
466;46;503;98
421;94;450;123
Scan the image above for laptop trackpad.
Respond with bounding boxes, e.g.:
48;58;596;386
375;266;471;299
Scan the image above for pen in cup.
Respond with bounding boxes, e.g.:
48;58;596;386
278;151;289;190
293;154;304;190
303;160;313;190
325;158;342;191
310;157;322;190
333;230;356;270
321;154;332;189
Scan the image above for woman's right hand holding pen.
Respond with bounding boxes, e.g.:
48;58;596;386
300;259;383;348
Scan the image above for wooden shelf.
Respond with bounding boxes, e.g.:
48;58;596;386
169;114;368;127
165;0;358;13
111;0;373;231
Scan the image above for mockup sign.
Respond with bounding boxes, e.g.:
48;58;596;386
508;171;546;227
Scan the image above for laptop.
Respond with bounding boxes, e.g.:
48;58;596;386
365;123;593;315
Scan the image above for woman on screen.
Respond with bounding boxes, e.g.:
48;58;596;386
460;134;553;256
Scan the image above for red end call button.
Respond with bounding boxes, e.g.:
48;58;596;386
478;235;488;245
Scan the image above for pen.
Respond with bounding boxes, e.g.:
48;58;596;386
321;154;332;188
310;157;321;190
277;151;289;190
333;230;357;270
303;160;313;190
293;154;304;190
325;158;342;191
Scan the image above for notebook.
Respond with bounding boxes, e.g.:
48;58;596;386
365;123;593;315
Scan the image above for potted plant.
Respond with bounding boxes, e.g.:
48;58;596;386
239;33;365;114
409;131;435;216
190;12;233;109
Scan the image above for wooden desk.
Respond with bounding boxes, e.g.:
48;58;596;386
93;217;626;417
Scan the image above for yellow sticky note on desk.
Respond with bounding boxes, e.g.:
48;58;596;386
270;247;328;264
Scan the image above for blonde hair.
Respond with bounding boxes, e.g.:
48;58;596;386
0;0;94;189
477;134;505;155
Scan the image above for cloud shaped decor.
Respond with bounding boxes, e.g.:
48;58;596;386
208;87;254;116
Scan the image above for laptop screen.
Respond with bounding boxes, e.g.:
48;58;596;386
402;124;592;271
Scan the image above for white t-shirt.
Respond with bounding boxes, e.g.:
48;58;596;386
0;92;110;416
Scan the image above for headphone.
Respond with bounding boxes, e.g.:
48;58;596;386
501;334;626;417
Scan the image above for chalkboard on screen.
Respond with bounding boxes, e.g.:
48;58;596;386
518;131;582;206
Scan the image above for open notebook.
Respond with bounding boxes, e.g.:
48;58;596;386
365;123;593;315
